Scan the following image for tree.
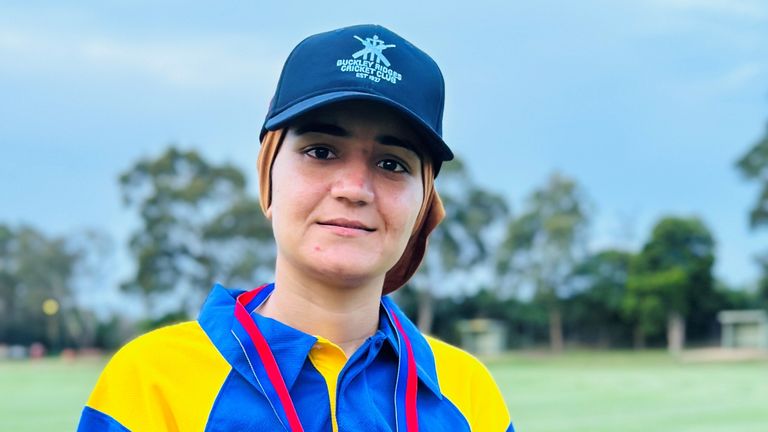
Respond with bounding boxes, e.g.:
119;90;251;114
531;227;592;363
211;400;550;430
0;224;83;350
755;257;768;307
497;172;591;352
119;147;273;316
624;216;715;352
736;121;768;308
735;121;768;229
201;197;276;287
411;157;509;333
567;249;633;347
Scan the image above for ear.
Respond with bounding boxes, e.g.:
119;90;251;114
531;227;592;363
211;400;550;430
265;205;273;221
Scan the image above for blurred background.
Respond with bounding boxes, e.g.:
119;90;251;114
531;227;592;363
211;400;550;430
1;1;768;431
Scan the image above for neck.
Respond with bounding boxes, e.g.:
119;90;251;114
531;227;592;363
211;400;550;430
258;259;383;357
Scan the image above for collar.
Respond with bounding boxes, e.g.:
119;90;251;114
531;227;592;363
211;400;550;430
381;295;442;399
198;283;442;399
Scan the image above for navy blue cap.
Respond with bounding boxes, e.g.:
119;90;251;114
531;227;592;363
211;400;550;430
260;24;453;172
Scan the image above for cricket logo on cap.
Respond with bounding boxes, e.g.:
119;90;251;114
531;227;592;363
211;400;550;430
353;35;394;66
336;35;403;85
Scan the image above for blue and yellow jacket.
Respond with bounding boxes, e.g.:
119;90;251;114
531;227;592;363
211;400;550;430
78;284;513;431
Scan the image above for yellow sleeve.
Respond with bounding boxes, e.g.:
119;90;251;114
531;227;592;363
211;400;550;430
85;321;231;432
427;336;511;431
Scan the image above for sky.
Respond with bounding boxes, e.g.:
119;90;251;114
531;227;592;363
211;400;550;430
1;0;768;312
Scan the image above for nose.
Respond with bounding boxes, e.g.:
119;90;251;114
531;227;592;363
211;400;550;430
330;157;375;205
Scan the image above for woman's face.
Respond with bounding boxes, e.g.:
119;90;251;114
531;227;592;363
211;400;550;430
269;101;424;287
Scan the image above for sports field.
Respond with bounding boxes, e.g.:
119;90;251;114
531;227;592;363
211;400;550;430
1;351;766;431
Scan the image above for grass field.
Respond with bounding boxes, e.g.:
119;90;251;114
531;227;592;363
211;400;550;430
1;351;766;431
486;351;768;432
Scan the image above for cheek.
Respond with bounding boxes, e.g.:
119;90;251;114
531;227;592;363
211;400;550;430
386;182;424;237
269;155;322;230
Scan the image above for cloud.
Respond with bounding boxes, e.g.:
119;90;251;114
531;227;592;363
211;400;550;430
659;63;765;103
692;63;764;96
716;63;764;90
0;27;282;90
649;0;768;19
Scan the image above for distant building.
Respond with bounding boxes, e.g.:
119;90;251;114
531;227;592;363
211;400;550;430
457;318;507;355
718;310;768;350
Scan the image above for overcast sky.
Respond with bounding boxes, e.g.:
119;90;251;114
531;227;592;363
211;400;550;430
2;0;768;312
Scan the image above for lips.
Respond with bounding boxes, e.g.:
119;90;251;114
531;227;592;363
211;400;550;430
317;218;376;232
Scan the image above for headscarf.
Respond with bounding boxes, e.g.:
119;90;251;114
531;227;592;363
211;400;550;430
257;129;445;294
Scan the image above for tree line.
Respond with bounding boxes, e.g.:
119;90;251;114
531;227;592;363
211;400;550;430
3;121;768;352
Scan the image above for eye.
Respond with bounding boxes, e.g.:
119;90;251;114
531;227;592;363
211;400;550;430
377;158;408;173
304;146;337;160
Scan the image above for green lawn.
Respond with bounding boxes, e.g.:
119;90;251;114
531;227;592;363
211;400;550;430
0;357;104;431
486;351;768;432
1;351;766;431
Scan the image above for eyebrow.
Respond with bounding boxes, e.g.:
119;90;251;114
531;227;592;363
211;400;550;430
377;134;419;156
294;122;349;137
294;121;420;156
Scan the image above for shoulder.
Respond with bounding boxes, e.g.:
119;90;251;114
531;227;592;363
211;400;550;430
426;336;512;431
115;320;215;361
82;321;232;431
426;336;486;373
98;320;224;377
425;335;502;395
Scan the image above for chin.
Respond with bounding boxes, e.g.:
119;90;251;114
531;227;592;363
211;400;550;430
316;260;382;283
304;249;393;286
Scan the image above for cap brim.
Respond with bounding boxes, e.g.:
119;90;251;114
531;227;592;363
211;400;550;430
263;91;454;164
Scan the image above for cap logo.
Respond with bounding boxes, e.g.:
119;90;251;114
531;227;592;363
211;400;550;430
336;35;403;85
353;35;394;66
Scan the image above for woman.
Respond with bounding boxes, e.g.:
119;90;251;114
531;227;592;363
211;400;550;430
78;24;513;431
